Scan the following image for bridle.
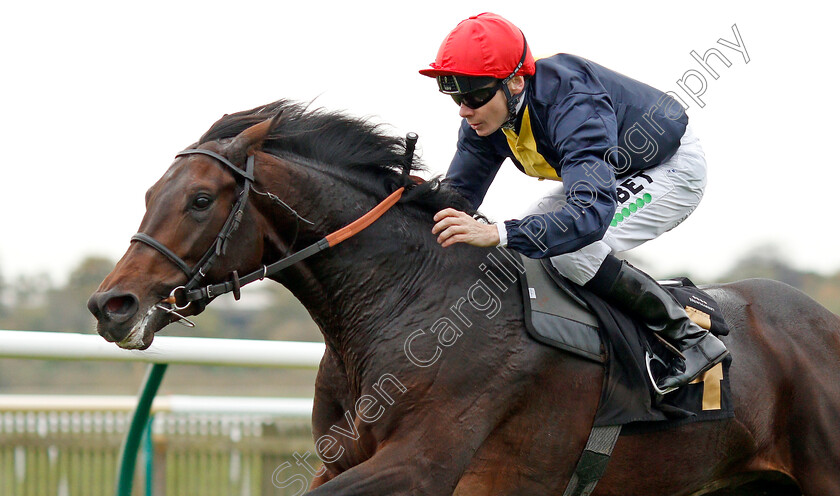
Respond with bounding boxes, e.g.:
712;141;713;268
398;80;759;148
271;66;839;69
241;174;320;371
132;149;255;296
130;147;407;326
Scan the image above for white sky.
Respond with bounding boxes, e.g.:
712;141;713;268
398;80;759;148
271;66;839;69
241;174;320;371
2;0;838;285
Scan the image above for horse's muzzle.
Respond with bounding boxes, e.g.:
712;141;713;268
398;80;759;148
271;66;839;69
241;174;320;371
87;290;140;341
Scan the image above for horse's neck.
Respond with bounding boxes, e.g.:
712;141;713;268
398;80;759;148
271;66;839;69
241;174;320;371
257;157;517;371
283;214;467;348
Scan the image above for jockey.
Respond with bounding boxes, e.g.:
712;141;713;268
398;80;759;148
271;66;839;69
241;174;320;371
422;12;728;394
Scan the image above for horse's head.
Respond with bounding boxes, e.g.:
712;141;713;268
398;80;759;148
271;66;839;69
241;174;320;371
87;118;279;349
88;99;474;350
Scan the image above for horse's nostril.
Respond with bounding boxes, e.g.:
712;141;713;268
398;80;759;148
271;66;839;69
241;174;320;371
103;294;139;322
89;291;140;324
106;296;131;315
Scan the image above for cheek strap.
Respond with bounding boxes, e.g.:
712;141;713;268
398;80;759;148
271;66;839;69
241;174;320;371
501;31;529;130
501;83;525;130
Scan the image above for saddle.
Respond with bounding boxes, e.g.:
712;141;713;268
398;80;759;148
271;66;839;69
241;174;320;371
518;255;734;428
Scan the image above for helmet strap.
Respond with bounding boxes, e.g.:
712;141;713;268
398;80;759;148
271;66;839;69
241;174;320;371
500;31;529;130
500;83;522;130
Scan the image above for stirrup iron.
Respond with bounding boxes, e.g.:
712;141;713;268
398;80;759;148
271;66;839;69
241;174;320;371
645;351;678;396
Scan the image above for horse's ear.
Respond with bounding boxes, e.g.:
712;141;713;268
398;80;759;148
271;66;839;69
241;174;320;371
226;112;282;164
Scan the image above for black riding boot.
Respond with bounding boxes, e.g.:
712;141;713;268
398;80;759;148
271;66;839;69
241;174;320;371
584;255;729;394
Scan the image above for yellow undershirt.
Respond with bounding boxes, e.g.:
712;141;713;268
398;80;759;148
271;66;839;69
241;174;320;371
502;106;562;181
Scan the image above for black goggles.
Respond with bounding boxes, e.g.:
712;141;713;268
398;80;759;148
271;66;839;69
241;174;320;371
449;82;503;109
437;75;502;109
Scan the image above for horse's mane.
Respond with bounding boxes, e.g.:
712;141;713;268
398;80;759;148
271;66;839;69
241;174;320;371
198;100;475;217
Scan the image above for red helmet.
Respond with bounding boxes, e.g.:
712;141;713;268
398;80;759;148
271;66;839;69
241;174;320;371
419;13;535;80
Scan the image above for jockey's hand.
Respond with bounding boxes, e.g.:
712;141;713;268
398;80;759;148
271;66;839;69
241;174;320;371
432;208;499;248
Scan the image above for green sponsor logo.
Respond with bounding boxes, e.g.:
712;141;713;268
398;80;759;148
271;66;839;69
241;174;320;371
610;193;652;227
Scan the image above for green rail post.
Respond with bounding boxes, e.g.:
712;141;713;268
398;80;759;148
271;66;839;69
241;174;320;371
115;363;168;496
142;413;155;496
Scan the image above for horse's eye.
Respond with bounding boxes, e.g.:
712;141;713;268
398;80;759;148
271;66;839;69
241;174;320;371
192;194;213;211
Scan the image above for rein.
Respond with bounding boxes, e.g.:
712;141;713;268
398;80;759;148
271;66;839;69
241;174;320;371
131;147;407;325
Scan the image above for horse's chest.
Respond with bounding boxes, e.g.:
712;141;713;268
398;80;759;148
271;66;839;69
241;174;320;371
312;407;379;471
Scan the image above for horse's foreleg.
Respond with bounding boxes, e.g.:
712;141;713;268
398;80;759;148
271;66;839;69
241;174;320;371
308;465;334;490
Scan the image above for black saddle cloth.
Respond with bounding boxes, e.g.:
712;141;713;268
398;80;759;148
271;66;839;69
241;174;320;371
519;256;734;430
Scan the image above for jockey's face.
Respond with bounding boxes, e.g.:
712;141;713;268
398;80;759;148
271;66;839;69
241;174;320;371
457;77;524;137
458;88;507;136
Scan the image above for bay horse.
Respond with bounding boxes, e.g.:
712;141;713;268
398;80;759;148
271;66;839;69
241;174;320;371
88;100;840;495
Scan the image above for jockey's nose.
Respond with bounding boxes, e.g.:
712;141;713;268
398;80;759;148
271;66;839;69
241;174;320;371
87;289;139;326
